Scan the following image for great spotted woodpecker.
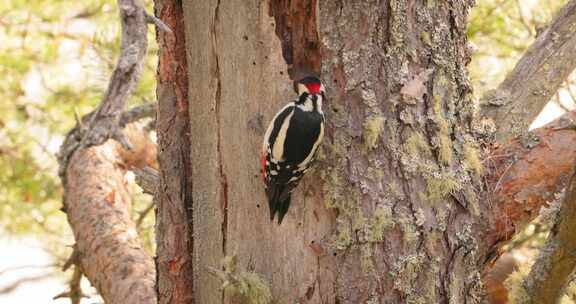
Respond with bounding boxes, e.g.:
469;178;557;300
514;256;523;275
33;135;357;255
261;76;326;224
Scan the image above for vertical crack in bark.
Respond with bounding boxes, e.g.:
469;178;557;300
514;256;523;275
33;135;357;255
211;0;228;272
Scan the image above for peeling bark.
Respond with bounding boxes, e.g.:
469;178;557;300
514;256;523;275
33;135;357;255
154;0;195;302
269;0;321;75
484;111;576;251
65;124;157;304
480;0;576;143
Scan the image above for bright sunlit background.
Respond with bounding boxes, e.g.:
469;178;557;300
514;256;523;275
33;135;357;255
0;0;573;302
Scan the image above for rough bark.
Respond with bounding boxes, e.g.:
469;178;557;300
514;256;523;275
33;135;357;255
317;1;487;302
480;0;576;143
153;0;195;303
182;0;487;302
522;163;576;303
65;124;157;304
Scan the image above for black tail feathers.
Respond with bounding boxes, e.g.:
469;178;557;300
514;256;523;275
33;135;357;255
266;183;292;225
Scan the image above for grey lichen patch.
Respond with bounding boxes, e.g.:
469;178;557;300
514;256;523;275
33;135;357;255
388;0;408;46
482;89;510;107
435;206;448;232
397;212;420;245
322;167;361;250
363;115;385;150
520;131;540;149
361;87;379;108
426;171;461;203
387;181;405;200
505;113;531;142
367;294;382;304
472;117;497;139
209;255;273;304
462;142;483;177
414;208;426;227
391;254;426;302
342;50;361;90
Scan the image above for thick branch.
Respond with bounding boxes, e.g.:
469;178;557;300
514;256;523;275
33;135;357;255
65;124;157;303
480;0;576;142
485;111;576;251
522;166;576;303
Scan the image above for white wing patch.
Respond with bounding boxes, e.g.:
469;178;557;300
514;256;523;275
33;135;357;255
262;102;294;154
272;109;295;161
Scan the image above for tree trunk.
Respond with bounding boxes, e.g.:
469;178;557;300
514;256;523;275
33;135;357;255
151;0;574;303
154;0;195;302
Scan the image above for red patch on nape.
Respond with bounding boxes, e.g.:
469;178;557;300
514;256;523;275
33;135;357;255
306;83;321;94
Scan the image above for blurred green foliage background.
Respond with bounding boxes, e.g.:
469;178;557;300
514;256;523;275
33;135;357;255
0;0;574;301
0;0;157;265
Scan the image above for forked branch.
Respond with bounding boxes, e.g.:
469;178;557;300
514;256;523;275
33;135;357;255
480;0;576;142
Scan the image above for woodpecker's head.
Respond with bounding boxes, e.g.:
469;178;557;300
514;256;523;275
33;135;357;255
296;76;325;97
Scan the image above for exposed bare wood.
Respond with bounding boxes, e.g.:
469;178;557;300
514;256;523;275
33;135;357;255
484;111;576;251
269;0;321;76
480;0;576;142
